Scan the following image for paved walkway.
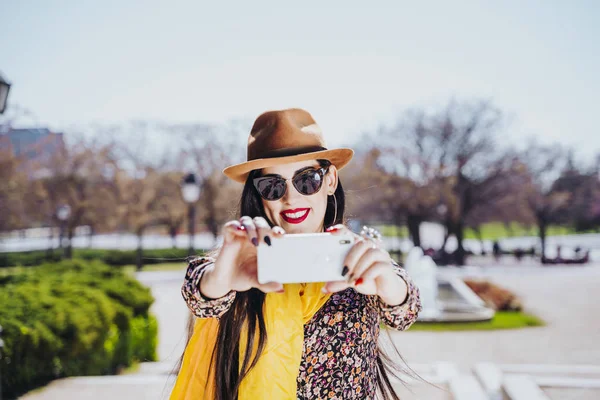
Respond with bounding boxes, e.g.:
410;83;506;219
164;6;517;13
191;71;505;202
21;263;600;399
390;263;600;399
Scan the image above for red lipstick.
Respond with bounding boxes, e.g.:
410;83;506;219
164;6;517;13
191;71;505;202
280;208;310;224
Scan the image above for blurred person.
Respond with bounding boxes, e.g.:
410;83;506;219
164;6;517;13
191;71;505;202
514;248;524;261
170;109;422;399
492;240;501;261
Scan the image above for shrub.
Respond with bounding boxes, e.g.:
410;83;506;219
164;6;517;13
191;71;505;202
0;259;158;398
0;250;62;268
0;248;200;268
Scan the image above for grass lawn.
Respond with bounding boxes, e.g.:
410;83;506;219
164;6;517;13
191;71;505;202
122;262;187;275
377;225;409;238
404;311;545;331
377;222;581;241
463;222;576;241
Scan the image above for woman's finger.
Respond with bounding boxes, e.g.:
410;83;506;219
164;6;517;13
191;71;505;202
240;216;258;246
271;226;285;237
350;248;390;284
253;216;272;246
358;261;393;284
246;271;284;293
222;220;247;244
323;280;351;294
256;281;285;293
342;239;372;281
325;224;348;234
326;224;359;240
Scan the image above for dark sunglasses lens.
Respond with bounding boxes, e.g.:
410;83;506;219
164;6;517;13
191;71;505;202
293;170;323;195
256;178;286;200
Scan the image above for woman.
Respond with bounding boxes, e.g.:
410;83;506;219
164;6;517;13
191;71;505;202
171;108;422;400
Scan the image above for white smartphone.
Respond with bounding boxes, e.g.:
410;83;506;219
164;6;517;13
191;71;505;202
257;232;355;284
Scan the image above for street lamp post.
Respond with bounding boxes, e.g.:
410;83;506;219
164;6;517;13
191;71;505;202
0;73;10;114
57;205;72;259
181;173;200;256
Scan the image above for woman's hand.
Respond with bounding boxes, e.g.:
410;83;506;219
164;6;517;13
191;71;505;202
199;216;286;299
323;225;408;306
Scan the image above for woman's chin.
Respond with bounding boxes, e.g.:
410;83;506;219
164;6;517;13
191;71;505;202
283;225;304;234
281;221;316;234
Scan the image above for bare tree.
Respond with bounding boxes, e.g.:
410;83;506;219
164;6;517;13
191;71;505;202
518;143;570;259
341;148;400;225
550;151;600;233
430;100;509;263
28;140;122;257
199;171;242;238
368;111;450;246
91;120;244;264
103;121;181;268
0;149;28;232
371;100;516;263
152;171;187;248
167;123;244;241
116;166;182;269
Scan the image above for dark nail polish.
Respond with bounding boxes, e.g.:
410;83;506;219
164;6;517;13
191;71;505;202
251;237;259;247
341;266;349;276
264;236;271;246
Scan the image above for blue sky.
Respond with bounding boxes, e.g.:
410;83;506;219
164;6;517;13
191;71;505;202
1;1;599;159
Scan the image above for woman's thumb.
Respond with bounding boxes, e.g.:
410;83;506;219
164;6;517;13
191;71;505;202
256;281;285;293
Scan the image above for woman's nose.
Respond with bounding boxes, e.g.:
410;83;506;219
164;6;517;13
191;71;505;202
282;182;302;203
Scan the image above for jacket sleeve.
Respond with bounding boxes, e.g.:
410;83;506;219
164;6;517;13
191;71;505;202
181;256;236;319
370;261;422;331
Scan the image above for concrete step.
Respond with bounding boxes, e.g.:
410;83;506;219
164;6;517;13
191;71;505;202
449;375;489;400
498;364;600;376
503;374;550;400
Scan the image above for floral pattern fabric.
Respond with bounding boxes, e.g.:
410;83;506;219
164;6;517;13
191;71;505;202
181;257;422;399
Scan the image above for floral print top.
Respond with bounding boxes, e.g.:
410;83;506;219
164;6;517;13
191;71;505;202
181;257;422;400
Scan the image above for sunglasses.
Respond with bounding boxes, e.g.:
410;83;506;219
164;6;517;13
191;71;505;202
253;166;330;201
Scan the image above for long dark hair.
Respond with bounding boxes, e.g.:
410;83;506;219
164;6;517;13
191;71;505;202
176;159;416;400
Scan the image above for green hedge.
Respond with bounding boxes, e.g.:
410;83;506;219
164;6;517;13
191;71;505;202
0;259;158;398
0;248;201;268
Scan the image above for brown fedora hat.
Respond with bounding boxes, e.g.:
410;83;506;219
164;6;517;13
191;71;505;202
223;108;354;183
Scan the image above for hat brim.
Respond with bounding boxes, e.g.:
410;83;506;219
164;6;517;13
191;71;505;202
223;148;354;183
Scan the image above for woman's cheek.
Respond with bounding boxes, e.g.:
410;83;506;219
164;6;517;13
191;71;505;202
271;209;282;226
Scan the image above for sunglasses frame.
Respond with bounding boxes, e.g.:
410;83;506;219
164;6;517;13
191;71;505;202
253;166;330;201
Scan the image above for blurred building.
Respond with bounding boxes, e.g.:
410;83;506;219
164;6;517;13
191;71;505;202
1;127;64;159
0;127;66;177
